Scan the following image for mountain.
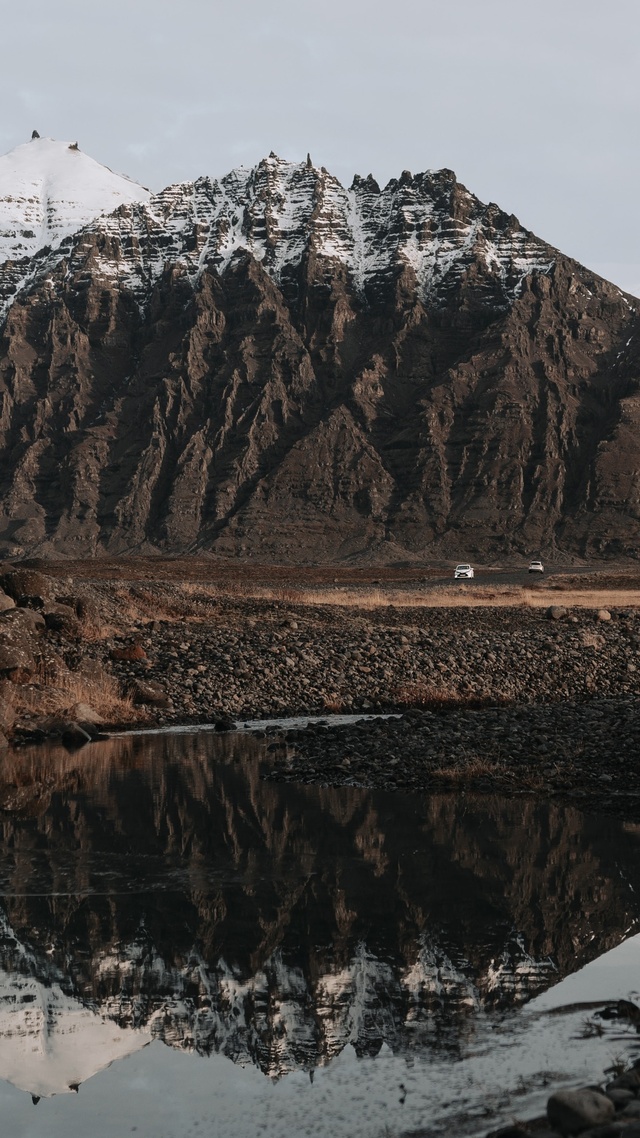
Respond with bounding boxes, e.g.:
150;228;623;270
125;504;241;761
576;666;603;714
0;137;149;300
0;140;638;561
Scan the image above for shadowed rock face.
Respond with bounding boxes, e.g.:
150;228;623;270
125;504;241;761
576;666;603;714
0;732;639;1079
0;154;638;561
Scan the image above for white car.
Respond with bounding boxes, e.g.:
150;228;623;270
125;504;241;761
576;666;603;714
528;560;544;573
454;564;474;579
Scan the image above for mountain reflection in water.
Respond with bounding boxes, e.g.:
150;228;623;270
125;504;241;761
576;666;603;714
0;729;638;1098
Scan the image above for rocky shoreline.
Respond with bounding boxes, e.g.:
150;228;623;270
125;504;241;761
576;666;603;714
264;694;640;816
1;566;640;818
485;1040;640;1137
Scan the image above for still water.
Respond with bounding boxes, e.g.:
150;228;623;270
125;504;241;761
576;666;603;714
0;729;638;1137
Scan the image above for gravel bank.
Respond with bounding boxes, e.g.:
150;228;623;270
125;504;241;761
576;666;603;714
4;570;640;804
264;696;640;814
100;596;640;722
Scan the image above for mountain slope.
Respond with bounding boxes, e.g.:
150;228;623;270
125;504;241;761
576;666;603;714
0;146;638;561
0;136;149;264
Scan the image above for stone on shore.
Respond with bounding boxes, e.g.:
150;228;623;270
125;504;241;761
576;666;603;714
547;1088;615;1134
130;679;170;707
71;702;104;726
61;722;93;750
214;715;237;732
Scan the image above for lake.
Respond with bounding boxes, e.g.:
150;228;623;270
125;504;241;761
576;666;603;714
0;727;638;1137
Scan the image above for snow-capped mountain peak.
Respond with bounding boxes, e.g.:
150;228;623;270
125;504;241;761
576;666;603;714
0;135;150;266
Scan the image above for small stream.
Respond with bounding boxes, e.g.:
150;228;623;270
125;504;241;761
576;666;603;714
0;725;638;1137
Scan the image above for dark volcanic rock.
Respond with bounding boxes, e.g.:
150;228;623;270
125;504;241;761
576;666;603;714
0;152;638;561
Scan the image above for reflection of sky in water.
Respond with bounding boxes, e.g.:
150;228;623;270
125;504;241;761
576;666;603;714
0;729;638;1137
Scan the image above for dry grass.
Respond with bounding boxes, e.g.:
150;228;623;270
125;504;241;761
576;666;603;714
5;661;144;725
580;629;605;649
391;681;509;710
430;755;558;789
51;573;640;626
322;695;349;713
431;756;506;781
168;581;640;611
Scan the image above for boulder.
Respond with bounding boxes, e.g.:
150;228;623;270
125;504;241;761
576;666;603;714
43;604;82;638
605;1088;634;1106
0;569;52;607
0;607;45;634
547;606;568;620
56;592;100;624
0;591;15;613
130;679;169;707
214;715;237;732
622;1102;640;1119
71;702;104;726
597;609;612;622
608;1067;640;1090
111;643;147;662
61;722;93;749
548;1088;615;1134
0;642;35;682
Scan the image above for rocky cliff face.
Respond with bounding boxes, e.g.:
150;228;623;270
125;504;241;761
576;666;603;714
0;142;638;561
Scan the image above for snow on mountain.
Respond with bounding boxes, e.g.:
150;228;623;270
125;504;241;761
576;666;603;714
0;970;150;1098
90;935;555;1079
0;135;149;266
81;154;556;305
0;146;555;322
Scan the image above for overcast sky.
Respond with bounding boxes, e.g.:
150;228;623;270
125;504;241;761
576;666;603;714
2;0;638;293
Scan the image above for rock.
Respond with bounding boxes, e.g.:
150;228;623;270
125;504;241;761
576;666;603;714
608;1067;640;1090
0;569;51;607
111;643;147;662
605;1088;634;1106
44;604;82;638
71;702;104;727
61;722;93;749
214;715;236;732
56;593;99;623
583;1125;633;1137
0;643;35;681
547;1088;615;1134
548;606;568;620
0;591;15;612
0;607;45;634
621;1102;640;1118
597;609;612;622
130;679;169;707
